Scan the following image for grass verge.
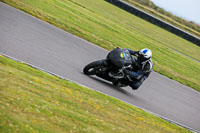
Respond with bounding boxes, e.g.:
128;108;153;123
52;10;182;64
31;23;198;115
123;0;200;38
0;55;191;133
0;0;200;91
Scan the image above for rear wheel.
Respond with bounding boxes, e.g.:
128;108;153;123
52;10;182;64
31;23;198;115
83;60;104;75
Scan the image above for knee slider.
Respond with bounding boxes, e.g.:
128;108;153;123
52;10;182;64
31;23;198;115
130;81;141;90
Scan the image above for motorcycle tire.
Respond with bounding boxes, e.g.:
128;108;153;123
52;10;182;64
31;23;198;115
83;60;104;75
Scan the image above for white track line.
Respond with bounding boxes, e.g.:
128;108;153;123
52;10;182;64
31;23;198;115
0;52;197;133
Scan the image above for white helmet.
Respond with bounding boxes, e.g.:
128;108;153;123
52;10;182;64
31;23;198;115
138;48;152;62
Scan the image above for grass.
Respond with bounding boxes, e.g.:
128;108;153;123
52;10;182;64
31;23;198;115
123;0;200;38
0;54;192;133
0;0;200;92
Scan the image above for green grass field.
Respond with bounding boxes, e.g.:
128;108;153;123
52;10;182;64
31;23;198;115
1;0;199;91
124;0;200;38
0;1;198;132
0;55;191;133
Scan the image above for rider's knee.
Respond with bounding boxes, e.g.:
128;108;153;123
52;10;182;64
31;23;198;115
130;81;141;90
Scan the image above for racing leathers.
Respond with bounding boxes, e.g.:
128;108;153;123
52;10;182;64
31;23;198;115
123;49;153;90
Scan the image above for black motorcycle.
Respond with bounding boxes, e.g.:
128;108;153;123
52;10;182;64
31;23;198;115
83;47;135;87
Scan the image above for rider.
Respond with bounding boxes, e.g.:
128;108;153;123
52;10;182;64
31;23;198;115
113;48;153;90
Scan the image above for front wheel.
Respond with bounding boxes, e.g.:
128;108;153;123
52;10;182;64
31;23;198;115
83;60;104;75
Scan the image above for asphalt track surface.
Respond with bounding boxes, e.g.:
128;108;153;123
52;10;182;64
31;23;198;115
1;2;200;132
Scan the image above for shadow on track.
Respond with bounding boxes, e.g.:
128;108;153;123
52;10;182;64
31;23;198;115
83;74;148;107
85;74;135;97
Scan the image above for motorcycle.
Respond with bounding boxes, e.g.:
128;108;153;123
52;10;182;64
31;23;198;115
83;47;135;87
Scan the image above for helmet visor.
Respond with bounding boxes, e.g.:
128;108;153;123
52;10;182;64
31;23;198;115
138;54;149;62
